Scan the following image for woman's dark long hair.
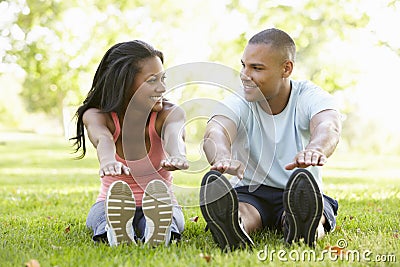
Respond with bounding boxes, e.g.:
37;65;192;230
71;40;164;158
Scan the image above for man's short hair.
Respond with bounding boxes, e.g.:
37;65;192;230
249;28;296;62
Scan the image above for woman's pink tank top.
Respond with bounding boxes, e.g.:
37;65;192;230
95;112;175;206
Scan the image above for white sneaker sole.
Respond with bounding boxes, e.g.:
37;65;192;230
142;180;173;247
106;180;136;246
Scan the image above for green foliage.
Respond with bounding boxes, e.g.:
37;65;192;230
13;0;116;116
6;0;374;119
7;0;199;119
2;0;400;155
0;132;399;266
219;0;370;93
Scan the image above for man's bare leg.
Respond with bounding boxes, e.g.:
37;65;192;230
238;202;263;234
317;216;326;240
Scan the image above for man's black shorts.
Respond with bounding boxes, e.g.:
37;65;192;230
235;184;338;232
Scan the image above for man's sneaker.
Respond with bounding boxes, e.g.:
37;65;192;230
283;168;323;247
199;170;254;251
142;179;173;247
106;180;136;246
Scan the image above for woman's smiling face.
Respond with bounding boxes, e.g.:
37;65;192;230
128;56;166;113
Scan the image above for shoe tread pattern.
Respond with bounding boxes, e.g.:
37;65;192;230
283;169;323;246
143;180;173;247
200;171;254;251
106;181;136;245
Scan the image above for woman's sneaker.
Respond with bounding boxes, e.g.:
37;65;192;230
283;169;323;247
106;180;136;246
142;180;173;247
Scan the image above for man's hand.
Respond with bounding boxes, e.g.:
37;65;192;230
211;159;245;179
286;109;341;171
99;161;130;177
161;156;189;171
285;149;327;170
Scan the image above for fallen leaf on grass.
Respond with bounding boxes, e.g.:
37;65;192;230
199;253;211;263
393;231;399;239
25;259;40;267
190;216;199;223
64;225;70;233
324;246;348;256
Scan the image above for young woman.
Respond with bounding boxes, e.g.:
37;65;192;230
71;40;188;246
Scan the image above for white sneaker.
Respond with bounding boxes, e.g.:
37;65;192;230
142;180;173;247
106;180;136;246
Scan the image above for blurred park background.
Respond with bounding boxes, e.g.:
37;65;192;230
1;0;400;156
1;3;399;265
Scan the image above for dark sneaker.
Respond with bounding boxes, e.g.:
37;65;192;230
142;179;173;247
199;171;254;251
106;180;136;246
283;169;323;247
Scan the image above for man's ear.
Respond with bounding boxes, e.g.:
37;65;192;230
282;60;293;78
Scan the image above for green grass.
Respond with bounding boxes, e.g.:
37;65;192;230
0;131;399;266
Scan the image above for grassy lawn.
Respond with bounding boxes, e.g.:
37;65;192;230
0;131;399;266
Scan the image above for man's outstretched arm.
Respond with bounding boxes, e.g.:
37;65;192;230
203;115;245;179
285;109;342;170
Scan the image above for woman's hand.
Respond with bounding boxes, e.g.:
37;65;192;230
99;161;130;177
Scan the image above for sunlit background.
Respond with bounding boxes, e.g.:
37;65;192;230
1;0;400;155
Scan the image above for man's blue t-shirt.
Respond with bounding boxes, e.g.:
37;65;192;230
210;80;339;192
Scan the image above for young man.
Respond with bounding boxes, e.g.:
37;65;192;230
200;28;341;251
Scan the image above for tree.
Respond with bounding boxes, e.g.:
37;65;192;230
5;0;203;133
3;0;387;146
11;0;122;122
210;0;370;94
